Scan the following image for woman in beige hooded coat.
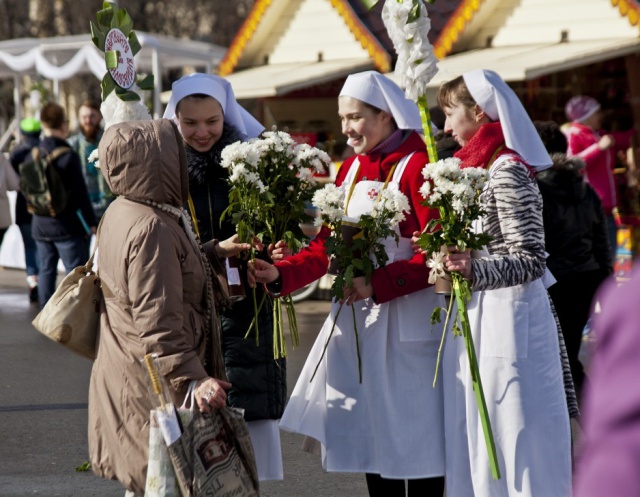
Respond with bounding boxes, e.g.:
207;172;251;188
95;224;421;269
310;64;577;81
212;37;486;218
88;119;248;494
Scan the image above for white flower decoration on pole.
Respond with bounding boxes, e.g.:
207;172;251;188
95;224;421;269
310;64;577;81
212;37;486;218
382;0;439;163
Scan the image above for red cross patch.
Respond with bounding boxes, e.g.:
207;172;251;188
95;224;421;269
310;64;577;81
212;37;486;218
367;187;379;200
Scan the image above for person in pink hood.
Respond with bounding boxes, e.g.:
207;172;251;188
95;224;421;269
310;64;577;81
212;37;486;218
564;95;635;261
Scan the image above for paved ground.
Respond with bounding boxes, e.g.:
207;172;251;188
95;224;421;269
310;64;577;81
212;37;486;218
0;266;368;497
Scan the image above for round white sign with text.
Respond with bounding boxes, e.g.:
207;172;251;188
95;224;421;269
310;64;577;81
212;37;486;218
104;28;136;89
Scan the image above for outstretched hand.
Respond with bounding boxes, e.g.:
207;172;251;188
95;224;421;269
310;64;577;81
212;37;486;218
216;234;263;259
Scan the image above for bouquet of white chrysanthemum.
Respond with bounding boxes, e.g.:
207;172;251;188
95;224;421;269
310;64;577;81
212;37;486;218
417;157;491;262
416;156;500;480
220;130;331;359
312;182;411;382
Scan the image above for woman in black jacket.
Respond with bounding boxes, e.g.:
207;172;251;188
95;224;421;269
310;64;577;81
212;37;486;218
535;121;613;402
164;73;287;481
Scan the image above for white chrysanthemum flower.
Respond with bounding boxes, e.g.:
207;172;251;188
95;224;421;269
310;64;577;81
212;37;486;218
372;189;410;226
220;141;247;168
312;183;346;223
297;167;316;185
419;181;431;199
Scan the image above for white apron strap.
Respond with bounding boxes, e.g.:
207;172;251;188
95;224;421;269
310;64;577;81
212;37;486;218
391;152;415;184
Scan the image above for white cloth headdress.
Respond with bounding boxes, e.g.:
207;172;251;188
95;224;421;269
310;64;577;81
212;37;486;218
163;73;264;140
463;69;552;170
339;71;423;131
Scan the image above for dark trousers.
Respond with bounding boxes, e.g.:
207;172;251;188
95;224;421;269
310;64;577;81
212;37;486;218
36;236;89;307
18;223;39;277
365;473;445;497
548;269;608;400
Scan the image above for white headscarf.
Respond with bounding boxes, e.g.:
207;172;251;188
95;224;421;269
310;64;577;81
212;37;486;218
339;71;423;131
463;69;552;171
163;73;264;140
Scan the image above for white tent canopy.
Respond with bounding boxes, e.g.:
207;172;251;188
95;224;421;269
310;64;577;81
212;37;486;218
0;32;226;119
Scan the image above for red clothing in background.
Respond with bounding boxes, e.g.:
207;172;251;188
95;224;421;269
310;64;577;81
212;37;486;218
565;123;634;214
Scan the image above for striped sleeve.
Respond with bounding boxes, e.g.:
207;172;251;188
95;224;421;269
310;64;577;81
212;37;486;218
472;159;547;291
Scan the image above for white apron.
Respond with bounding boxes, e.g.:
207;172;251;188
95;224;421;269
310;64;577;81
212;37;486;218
443;199;572;495
280;155;446;478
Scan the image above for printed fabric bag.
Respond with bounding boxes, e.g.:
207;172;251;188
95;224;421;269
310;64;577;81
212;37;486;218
167;392;259;497
144;409;182;497
31;221;103;360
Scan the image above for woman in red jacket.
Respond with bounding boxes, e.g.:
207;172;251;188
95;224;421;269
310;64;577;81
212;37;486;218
564;95;635;261
252;71;445;497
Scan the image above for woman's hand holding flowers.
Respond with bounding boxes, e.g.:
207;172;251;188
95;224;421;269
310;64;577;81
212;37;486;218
340;276;374;305
444;248;473;281
268;240;292;261
247;258;280;288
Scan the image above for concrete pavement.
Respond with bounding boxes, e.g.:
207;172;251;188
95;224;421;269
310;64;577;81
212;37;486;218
0;266;368;497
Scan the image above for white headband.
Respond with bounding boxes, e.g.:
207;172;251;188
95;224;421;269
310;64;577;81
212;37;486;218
463;69;552;170
339;71;423;131
163;73;264;140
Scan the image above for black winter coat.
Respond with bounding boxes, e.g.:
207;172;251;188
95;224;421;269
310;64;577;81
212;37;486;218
185;124;286;421
31;136;97;241
537;155;612;280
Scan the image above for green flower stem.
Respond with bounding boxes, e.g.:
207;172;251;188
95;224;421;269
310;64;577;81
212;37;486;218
273;297;287;359
250;250;260;345
432;290;455;388
311;301;344;383
243;291;266;341
351;305;362;383
418;95;439;165
453;274;501;480
283;295;300;348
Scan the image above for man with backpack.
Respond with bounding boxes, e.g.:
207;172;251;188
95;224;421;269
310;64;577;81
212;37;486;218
9;117;42;303
28;102;97;307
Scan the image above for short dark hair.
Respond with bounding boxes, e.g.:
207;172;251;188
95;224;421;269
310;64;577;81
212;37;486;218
533;121;567;155
80;99;102;114
40;102;66;130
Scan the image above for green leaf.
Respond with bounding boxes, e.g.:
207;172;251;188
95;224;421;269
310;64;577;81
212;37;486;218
117;8;134;36
408;0;422;23
90;21;105;50
430;307;443;326
128;31;142;57
101;74;116;100
96;6;114;29
360;0;379;9
137;73;154;91
75;461;92;472
115;87;141;101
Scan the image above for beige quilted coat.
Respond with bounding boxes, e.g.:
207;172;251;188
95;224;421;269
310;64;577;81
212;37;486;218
88;119;215;493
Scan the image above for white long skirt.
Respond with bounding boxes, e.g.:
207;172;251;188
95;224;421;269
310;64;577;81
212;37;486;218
280;287;446;478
